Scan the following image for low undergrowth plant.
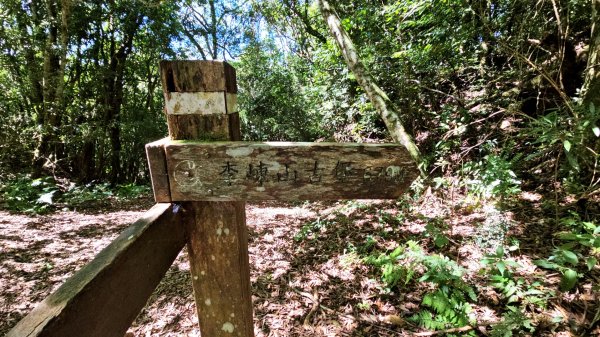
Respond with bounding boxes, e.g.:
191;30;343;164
62;182;114;207
484;250;551;305
490;309;535;337
115;183;151;199
459;147;522;203
481;247;553;335
0;174;151;213
534;211;599;291
294;217;333;242
0;175;58;214
424;217;450;248
364;240;477;333
525;105;600;193
412;253;477;333
363;240;421;290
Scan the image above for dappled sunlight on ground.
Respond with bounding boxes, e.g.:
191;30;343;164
1;192;599;336
0;206;152;334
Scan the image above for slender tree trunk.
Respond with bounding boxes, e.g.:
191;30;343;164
13;2;44;118
103;12;142;184
316;0;424;175
582;0;600;109
33;0;70;176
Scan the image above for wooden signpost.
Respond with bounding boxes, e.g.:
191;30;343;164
148;60;418;336
155;60;254;337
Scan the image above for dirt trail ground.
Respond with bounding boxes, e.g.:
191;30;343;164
1;195;598;336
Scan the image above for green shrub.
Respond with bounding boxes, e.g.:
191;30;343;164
364;240;476;332
0;175;151;213
534;212;599;291
0;175;59;214
461;150;522;200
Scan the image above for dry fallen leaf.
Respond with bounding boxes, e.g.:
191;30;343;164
383;314;406;327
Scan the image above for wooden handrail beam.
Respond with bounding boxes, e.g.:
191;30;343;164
6;203;187;337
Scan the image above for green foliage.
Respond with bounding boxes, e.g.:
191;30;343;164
534;212;599;291
478;247;550;335
115;183;151;199
413;286;475;332
237;40;326;142
525;104;600;192
491;274;552;310
0;175;58;214
412;254;476;331
0;174;151;213
294;217;332;242
363;243;418;290
489;310;535;337
61;182;151;207
364;240;476;331
557;213;600;269
0;0;180;183
424;217;450;248
461;150;522;200
61;183;115;207
481;247;519;279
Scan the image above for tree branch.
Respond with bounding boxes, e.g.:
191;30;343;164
317;0;424;174
181;27;208;60
284;0;327;44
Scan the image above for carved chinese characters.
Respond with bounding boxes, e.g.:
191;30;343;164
164;141;418;201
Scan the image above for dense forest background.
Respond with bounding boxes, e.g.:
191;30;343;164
0;0;598;194
1;0;600;335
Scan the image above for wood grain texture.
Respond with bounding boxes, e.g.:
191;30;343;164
164;141;418;201
161;60;254;337
145;138;171;202
166;114;232;141
5;204;186;337
159;60;237;93
228;112;242;141
186;202;254;337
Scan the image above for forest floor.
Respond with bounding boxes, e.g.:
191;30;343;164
1;189;599;336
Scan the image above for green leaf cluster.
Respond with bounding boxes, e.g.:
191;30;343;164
364;240;476;331
533;212;599;291
0;175;58;214
0;174;151;213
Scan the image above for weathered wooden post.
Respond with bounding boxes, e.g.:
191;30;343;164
157;60;254;336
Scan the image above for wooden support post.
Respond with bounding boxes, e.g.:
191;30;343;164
159;60;254;337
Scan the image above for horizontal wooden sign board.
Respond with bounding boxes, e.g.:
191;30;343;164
152;141;418;201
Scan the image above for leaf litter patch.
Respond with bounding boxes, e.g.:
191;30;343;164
1;194;599;336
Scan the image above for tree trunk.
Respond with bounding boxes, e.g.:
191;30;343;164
316;0;424;175
582;0;600;110
31;0;70;176
102;11;142;184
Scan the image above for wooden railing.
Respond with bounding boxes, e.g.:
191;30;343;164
6;204;186;337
